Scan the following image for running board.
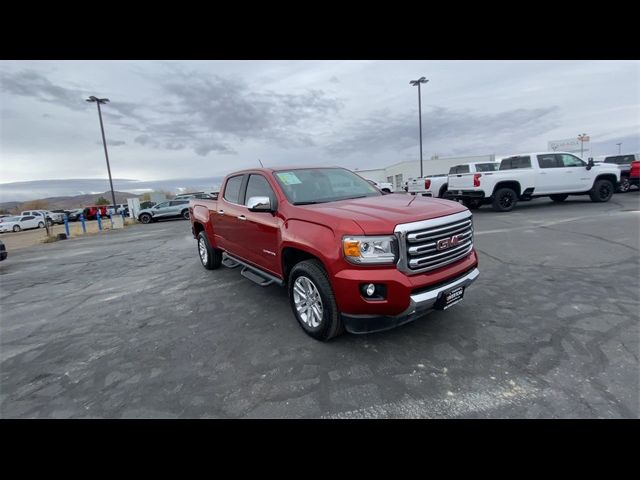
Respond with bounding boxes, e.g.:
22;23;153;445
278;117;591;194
222;252;284;287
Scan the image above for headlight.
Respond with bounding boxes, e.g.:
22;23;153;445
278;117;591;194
342;235;398;265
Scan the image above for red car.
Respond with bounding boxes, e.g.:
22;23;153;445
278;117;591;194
82;206;109;220
629;161;640;189
190;167;479;341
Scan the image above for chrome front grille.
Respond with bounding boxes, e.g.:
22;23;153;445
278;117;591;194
395;211;473;274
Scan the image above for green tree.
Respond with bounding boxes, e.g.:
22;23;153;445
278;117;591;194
95;196;110;205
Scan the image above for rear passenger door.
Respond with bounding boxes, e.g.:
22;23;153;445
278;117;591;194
535;154;563;194
168;200;189;217
215;174;248;257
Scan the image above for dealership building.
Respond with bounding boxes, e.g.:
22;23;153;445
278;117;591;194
355;154;497;191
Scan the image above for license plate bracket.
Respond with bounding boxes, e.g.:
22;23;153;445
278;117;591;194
435;286;465;310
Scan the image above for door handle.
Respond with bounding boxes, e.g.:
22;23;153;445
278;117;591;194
238;215;247;221
217;209;224;215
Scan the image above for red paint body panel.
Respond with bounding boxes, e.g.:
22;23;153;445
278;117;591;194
190;168;479;316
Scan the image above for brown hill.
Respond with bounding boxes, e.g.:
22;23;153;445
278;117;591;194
0;191;141;213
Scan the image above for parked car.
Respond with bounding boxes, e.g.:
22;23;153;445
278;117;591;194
446;152;621;211
174;192;216;200
66;208;84;221
189;166;479;341
20;210;60;225
364;179;393;193
106;204;129;216
137;199;190;224
407;174;449;197
0;215;46;233
83;206;109;220
603;153;640;192
629;161;640;189
0;239;6;261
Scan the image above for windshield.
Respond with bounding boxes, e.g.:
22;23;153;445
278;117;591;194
274;168;381;205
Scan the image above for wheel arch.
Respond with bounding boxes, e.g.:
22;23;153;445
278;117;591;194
492;181;522;197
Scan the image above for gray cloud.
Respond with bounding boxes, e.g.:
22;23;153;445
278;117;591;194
1;69;87;110
326;106;561;156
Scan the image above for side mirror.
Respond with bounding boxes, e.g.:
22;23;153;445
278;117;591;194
247;196;272;212
586;158;594;170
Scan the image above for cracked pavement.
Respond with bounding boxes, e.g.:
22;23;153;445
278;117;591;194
0;193;638;418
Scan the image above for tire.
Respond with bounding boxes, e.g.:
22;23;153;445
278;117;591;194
382;189;391;194
139;213;152;224
492;188;518;212
182;209;190;220
550;194;568;202
13;225;21;232
617;176;630;193
197;231;222;270
288;259;343;341
439;184;448;198
38;222;45;228
590;179;614;203
463;198;481;210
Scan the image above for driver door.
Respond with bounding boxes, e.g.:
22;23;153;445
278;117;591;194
152;201;171;218
557;153;592;191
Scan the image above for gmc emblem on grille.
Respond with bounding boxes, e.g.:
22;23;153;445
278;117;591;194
437;234;461;251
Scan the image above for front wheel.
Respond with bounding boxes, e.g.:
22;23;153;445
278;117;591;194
182;209;190;220
617;176;630;193
288;259;343;341
492;188;518;212
139;213;152;224
550;194;568;202
13;225;21;232
463;198;481;210
197;231;222;270
590;179;614;203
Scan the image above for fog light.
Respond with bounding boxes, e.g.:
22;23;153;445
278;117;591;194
365;283;376;296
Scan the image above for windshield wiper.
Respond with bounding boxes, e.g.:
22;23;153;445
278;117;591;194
293;201;323;205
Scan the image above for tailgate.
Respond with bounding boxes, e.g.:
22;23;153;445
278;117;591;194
448;173;477;190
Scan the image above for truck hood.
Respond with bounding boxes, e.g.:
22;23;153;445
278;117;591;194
299;194;468;235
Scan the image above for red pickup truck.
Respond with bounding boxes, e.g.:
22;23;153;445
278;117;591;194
190;167;479;341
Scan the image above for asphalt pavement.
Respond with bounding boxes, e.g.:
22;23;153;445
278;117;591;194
1;193;638;418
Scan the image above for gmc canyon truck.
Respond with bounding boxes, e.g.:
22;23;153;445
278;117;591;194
190;167;479;341
446;152;621;212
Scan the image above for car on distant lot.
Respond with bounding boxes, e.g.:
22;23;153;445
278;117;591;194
446;152;621;211
174;192;216;200
629;161;640;189
137;199;190;224
83;206;109;220
364;180;393;193
66;209;84;221
0;240;6;261
0;215;46;233
603;153;640;192
21;210;59;225
106;204;129;216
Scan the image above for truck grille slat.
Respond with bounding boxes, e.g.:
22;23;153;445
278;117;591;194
397;212;474;274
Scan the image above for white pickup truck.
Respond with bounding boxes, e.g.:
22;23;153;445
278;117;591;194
445;152;621;212
406;161;500;197
365;179;393;193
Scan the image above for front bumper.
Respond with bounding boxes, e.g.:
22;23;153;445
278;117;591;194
341;267;479;334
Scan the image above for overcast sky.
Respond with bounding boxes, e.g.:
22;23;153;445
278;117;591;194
1;60;639;188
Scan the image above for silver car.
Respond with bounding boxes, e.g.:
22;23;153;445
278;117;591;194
137;200;190;224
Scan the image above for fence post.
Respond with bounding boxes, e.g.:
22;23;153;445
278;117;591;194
64;214;70;237
80;213;87;233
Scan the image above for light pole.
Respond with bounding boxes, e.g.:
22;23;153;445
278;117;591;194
410;77;429;178
86;96;117;211
616;142;622;154
577;133;589;159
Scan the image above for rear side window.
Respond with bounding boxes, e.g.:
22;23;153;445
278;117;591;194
500;156;531;170
169;200;189;206
245;174;276;206
223;175;243;203
475;163;499;172
23;216;35;220
537;154;559;169
604;155;635;165
450;165;470;174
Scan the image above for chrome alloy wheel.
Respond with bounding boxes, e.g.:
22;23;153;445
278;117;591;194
198;237;208;265
293;276;323;328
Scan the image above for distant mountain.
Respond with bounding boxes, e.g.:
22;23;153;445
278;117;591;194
0;177;224;203
0;191;143;212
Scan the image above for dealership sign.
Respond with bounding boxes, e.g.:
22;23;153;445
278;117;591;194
548;137;590;153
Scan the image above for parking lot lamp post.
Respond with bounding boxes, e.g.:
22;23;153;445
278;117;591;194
410;77;429;178
616;142;622;154
578;133;589;159
86;96;118;211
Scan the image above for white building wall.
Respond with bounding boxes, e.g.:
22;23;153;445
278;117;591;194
353;168;387;183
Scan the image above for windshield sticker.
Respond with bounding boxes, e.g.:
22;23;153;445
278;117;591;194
276;172;302;185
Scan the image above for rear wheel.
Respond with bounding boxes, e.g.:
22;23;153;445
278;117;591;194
463;198;481;210
492;188;518;212
182;209;190;220
288;259;343;341
617;176;630;193
38;222;45;228
139;213;152;224
590;179;614;203
13;225;21;232
439;184;448;198
550;194;568;202
197;231;222;270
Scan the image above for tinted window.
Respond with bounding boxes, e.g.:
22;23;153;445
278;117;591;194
449;165;470;174
23;216;35;220
604;155;635;165
537;154;559;169
500;156;531;170
245;175;275;206
223;175;243;203
155;202;169;208
169;200;189;206
559;154;585;167
475;163;499;172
